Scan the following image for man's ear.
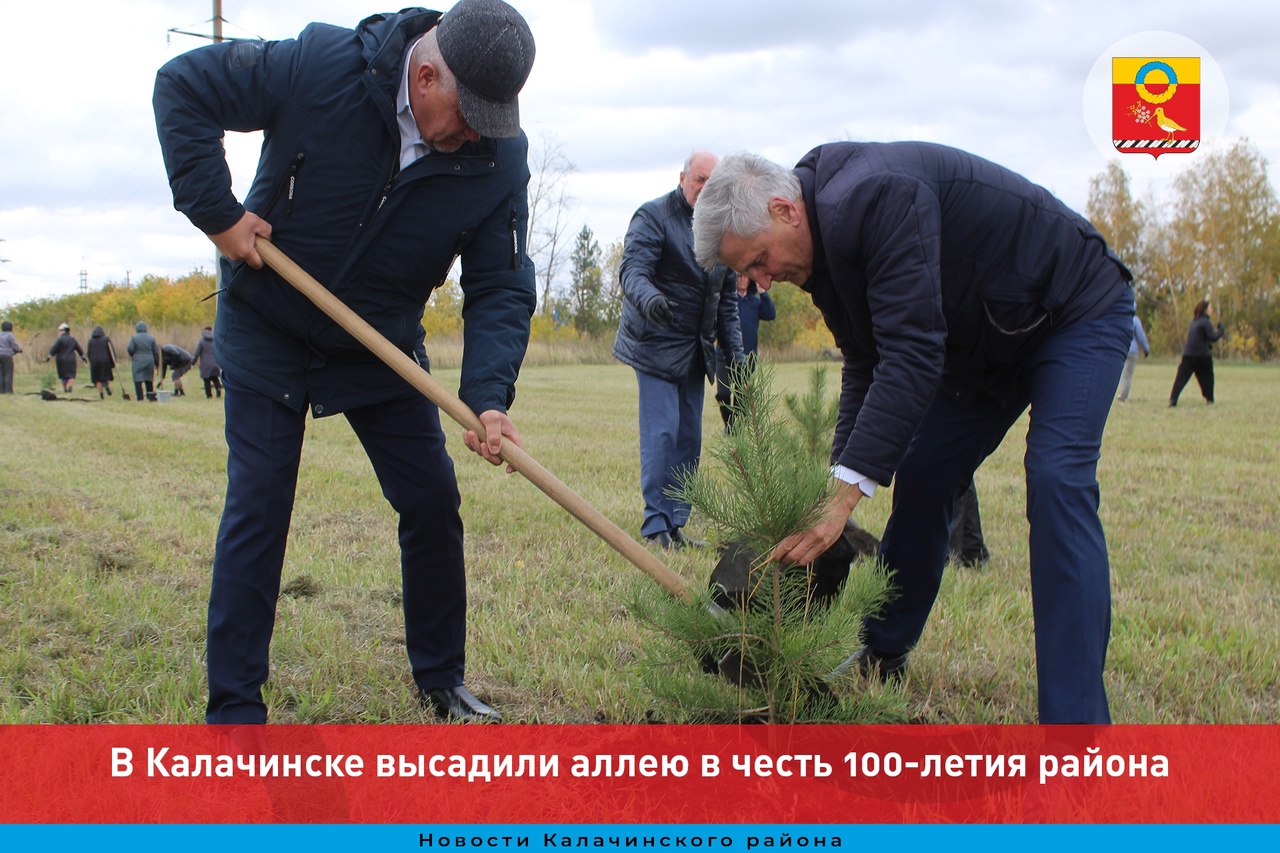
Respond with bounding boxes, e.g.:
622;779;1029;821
415;60;439;93
769;197;801;226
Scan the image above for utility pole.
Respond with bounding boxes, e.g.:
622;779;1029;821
167;0;241;46
165;0;254;290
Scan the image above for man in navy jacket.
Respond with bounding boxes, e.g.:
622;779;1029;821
153;0;536;723
613;152;744;549
693;144;1133;724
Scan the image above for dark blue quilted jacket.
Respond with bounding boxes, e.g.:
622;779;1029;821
153;8;536;418
796;142;1131;484
613;187;743;383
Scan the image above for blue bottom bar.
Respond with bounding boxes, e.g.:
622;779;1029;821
3;824;1279;850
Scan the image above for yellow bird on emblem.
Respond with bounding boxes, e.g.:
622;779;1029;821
1152;107;1188;142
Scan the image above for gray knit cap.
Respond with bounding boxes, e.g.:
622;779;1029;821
437;0;535;138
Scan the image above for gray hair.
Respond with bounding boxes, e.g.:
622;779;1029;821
692;152;801;270
412;29;457;92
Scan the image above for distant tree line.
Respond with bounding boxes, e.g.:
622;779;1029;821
1088;138;1280;359
12;138;1274;360
2;269;218;337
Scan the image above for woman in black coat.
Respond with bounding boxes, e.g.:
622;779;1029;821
45;323;86;393
86;325;118;399
1169;299;1225;406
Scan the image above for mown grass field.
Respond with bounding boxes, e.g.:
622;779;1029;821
0;358;1276;723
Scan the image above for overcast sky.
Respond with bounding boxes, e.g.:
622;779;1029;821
2;0;1277;306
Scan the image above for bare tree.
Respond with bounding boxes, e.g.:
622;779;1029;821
526;132;577;312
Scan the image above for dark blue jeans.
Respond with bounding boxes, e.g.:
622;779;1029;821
635;361;706;538
866;288;1134;724
206;374;465;723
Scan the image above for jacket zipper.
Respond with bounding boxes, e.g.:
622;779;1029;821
284;154;305;218
509;210;519;270
261;152;306;220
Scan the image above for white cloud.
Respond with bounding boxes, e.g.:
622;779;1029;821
2;0;1278;306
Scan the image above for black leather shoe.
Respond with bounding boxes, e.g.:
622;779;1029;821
672;529;708;549
644;531;675;550
830;648;909;683
419;685;502;723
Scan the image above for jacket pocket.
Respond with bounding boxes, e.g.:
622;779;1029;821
976;292;1052;369
258;152;307;221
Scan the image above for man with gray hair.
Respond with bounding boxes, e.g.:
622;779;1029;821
614;152;745;550
693;144;1134;724
154;0;536;724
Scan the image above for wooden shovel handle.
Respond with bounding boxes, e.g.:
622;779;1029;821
255;237;692;603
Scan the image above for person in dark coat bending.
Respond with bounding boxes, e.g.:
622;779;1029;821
154;0;536;724
159;344;194;397
693;144;1135;724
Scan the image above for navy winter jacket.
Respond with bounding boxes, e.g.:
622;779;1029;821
614;187;744;382
796;142;1131;485
153;8;536;419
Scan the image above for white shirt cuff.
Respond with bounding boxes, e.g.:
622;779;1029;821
831;464;877;498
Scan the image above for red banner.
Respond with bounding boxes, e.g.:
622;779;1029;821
2;725;1277;824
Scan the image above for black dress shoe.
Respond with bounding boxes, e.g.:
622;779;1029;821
830;648;909;683
671;529;708;549
644;531;675;550
419;685;502;723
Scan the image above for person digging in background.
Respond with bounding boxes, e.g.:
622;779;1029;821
46;323;86;394
0;321;22;394
127;321;161;402
86;325;118;399
159;344;194;397
191;325;222;399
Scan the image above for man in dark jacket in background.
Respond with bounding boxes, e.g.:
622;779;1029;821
159;344;194;397
153;0;536;724
613;152;744;550
694;144;1134;724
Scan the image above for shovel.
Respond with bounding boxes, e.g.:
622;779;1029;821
254;237;692;604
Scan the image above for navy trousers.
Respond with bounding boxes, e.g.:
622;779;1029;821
635;361;706;538
865;288;1134;724
206;374;466;723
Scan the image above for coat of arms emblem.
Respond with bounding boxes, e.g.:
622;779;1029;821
1113;57;1200;158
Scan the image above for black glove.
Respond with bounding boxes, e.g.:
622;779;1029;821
642;293;674;327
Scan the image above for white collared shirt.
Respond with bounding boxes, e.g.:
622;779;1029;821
831;464;878;498
396;36;431;170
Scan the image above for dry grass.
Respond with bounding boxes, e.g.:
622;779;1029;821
0;359;1276;723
